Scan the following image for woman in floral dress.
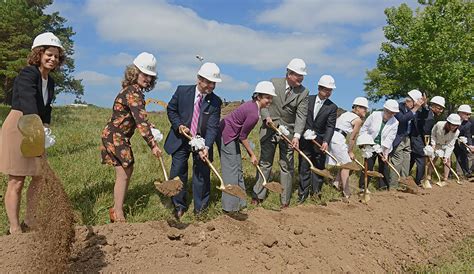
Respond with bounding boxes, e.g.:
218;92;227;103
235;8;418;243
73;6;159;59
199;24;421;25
100;52;161;222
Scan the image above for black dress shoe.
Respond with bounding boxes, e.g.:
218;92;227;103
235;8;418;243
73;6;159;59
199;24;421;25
174;209;184;220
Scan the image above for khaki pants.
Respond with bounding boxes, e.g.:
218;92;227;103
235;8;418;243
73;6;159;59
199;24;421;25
389;137;411;188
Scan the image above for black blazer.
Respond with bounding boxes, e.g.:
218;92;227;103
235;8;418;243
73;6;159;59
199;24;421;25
164;85;222;160
11;65;54;124
393;102;416;148
305;95;337;144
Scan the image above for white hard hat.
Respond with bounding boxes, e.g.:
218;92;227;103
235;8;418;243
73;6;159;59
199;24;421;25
407;89;422;101
253;81;276;96
286;58;307;75
317;75;336;89
356;134;375;146
31;32;63;50
457;104;472;114
446;113;462;125
133;52;157;76
352;97;369;108
383;99;400;113
198;62;222;83
430;96;445;108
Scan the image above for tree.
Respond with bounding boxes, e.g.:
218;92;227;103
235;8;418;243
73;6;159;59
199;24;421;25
364;0;473;113
0;0;83;104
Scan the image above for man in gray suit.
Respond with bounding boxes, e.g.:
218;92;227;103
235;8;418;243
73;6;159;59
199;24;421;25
252;58;309;208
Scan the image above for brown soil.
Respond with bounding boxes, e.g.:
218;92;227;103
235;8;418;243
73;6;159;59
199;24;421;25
0;182;473;272
154;177;183;197
264;182;284;194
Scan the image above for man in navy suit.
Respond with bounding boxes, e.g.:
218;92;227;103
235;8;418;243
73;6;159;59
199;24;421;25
389;89;424;187
164;62;222;218
298;75;338;202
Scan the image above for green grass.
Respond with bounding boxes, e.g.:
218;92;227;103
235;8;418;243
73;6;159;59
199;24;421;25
0;104;348;232
404;236;474;272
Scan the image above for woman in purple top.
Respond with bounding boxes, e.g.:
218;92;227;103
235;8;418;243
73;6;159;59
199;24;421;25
219;81;276;212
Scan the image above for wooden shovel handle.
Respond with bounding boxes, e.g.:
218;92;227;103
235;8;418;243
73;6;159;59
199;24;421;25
378;153;400;178
311;139;339;164
255;164;267;185
158;155;169;181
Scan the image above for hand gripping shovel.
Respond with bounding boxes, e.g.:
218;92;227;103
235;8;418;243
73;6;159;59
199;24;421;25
180;130;247;199
383;156;418;194
310;139;361;171
354;158;384;178
268;122;334;180
17;114;45;157
421;136;432;189
254;163;283;194
360;158;370;203
154;154;184;197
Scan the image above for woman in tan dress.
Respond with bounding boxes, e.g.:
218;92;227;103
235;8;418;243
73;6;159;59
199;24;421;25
0;32;65;234
100;52;162;222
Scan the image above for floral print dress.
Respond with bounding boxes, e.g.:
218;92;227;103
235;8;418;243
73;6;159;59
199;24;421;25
100;84;157;168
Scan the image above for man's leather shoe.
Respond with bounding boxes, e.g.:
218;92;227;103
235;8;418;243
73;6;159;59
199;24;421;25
251;198;262;205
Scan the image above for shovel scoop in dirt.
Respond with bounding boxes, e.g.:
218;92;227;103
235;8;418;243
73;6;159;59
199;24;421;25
383;155;418;194
180;130;247;200
254;163;283;194
268;122;334;180
154;155;183;197
18;114;45;157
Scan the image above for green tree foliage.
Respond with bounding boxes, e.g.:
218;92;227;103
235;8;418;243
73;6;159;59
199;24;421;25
365;0;473;112
0;0;83;103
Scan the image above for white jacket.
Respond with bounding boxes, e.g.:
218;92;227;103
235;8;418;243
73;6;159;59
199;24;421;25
359;111;399;155
430;121;459;158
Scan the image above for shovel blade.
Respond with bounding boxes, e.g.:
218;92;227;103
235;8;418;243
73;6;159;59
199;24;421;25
399;176;419;194
339;162;361;171
264;182;283;194
18;114;45;157
154;177;183;197
360;192;370;203
421;179;432;189
435;181;447;187
222;184;247;200
366;170;384;178
311;167;334;180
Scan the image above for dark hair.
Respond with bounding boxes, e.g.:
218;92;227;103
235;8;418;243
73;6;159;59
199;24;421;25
27;46;65;68
122;65;157;92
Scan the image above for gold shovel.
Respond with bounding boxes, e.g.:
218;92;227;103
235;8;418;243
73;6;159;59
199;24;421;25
428;156;444;187
255;163;283;194
383;156;418;194
360;158;370;203
268;122;334;180
310;139;361;171
421;135;432;189
154;155;184;197
444;162;462;185
180;130;247;199
18;114;45;157
354;158;384;178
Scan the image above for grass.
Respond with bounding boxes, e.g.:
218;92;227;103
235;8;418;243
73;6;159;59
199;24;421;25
0;104;348;233
404;236;474;272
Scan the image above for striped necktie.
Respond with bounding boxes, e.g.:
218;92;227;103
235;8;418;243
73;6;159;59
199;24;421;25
190;93;203;136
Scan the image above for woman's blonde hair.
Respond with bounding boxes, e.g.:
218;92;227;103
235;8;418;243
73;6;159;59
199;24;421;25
121;65;157;92
27;46;65;69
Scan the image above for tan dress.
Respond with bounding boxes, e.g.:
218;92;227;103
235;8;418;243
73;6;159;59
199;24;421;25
0;110;41;176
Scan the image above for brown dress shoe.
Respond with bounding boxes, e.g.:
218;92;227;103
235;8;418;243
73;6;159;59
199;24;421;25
280;203;289;209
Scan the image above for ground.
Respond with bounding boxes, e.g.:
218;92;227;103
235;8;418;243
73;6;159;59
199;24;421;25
0;180;472;272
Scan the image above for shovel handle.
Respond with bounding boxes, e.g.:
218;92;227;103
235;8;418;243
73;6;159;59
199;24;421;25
158;155;169;181
428;157;442;182
461;142;473;154
311;139;339;165
267;122;314;168
354;158;364;169
443;162;461;183
255;164;267;185
378;153;400;178
364;159;369;194
180;129;226;189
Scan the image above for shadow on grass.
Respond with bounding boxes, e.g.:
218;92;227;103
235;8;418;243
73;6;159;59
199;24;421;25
70;180;115;225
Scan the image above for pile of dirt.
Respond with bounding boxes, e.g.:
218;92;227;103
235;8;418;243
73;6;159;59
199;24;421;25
0;181;472;272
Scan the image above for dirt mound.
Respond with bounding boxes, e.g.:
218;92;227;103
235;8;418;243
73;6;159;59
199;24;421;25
0;182;473;272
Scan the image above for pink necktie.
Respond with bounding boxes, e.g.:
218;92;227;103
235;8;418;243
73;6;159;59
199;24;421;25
190;93;203;136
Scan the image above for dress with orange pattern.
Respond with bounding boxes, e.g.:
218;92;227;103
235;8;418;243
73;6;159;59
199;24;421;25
100;84;157;168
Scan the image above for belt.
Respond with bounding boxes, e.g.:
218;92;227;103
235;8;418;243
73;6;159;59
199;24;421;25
334;128;347;138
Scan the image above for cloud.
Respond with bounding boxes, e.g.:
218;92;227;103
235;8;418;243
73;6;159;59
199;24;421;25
356;27;385;56
76;70;120;86
85;0;332;71
257;0;403;32
99;52;135;67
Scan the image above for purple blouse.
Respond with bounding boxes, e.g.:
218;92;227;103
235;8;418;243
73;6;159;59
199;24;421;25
220;100;260;145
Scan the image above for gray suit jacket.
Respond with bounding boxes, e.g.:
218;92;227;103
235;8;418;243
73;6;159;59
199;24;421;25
260;78;309;142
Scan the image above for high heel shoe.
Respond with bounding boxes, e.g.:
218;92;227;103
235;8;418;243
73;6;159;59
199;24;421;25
109;208;126;223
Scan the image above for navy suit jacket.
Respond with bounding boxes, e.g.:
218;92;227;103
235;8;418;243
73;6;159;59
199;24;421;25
393;102;416;148
305;95;337;144
410;107;436;155
164;85;222;161
11;65;54;124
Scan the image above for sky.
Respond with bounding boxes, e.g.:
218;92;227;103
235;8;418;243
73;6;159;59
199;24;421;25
47;0;417;111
